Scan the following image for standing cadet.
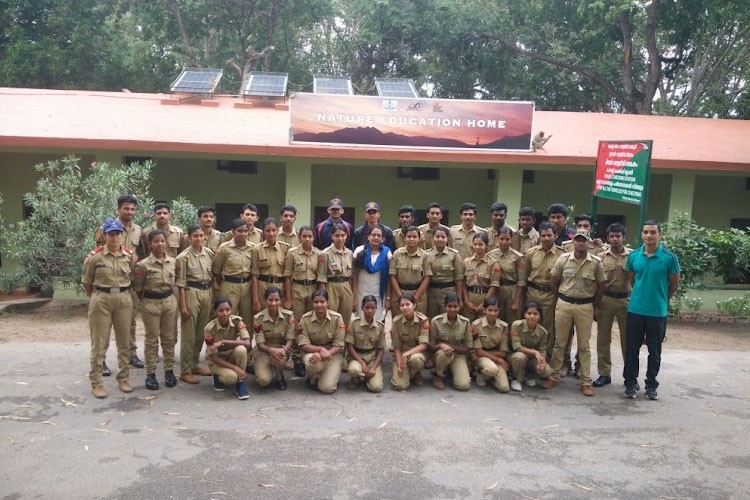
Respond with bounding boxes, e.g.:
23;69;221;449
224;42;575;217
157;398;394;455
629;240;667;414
511;207;540;254
389;226;432;317
429;293;473;391
593;223;632;387
450;203;486;261
522;222;564;361
297;290;346;394
213;218;255;324
487;202;516;250
546;203;575;246
141;202;186;258
390;294;430;391
418;202;451;250
204;297;251;400
83;219;135;398
223;203;263;244
346;295;386;392
133;230;178;390
251;218;289;313
461;233;500;322
507;301;553;391
176;224;214;385
317;223;355;326
315;198;353;249
471;297;511;393
283;226;320;377
253;287;296;390
351;201;396;251
426;227;464;319
197;206;223;252
278;205;300;248
543;231;606;396
392;205;416;249
560;214;608;255
487;226;526;323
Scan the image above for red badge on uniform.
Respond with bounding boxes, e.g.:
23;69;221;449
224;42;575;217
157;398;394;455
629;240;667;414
253;323;262;333
318;256;325;263
494;265;501;273
469;326;478;339
421;322;430;330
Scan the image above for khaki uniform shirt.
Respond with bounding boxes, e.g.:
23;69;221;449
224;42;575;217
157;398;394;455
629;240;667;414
133;254;176;293
205;315;250;363
213;240;254;277
418;223;451;250
551;252;606;298
450;224;486;261
284;246;321;280
223;226;263;245
510;319;548;352
487;247;527;286
600;247;633;294
82;246;134;288
317;245;353;283
524;244;565;286
389;247;432;286
297;310;346;348
278;228;299;249
429;313;473;348
471;316;510;353
253;308;296;347
390;312;430;350
427;247;464;284
345;316;386;352
251;241;289;278
175;246;214;287
487;224;517;250
511;227;539;254
392;228;409;249
462;255;501;288
202;228;224;252
142;223;185;258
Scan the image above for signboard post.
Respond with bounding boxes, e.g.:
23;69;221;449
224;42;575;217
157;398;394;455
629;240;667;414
590;140;653;233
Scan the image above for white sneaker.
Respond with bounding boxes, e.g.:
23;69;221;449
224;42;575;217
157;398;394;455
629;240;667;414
525;378;537;387
475;374;486;387
510;380;523;392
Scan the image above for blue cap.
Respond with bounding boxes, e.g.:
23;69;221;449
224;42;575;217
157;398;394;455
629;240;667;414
102;218;124;234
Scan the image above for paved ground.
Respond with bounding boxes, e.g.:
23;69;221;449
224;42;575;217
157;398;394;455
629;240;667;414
1;342;749;500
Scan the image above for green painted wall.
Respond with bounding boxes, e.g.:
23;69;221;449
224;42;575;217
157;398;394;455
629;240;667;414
692;174;750;228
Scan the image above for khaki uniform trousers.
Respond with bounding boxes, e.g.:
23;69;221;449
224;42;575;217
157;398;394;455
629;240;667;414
219;280;253;324
291;283;317;363
508;351;553;383
391;288;427;318
254;348;289;387
391;352;427;391
303;352;343;394
526;288;556;359
211;346;248;385
463;291;487;323
475;356;510;392
141;295;178;373
180;287;212;374
551;301;594;385
427;286;457;319
348;352;383;393
597;295;628;376
89;290;133;387
434;351;471;391
128;289;139;356
496;285;520;324
327;282;353;326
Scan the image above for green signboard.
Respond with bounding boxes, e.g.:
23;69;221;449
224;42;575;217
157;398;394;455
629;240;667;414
592;140;653;205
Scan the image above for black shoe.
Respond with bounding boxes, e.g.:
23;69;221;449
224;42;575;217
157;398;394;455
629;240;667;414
102;361;112;377
624;386;637;399
130;355;144;368
293;362;306;378
213;375;227;392
164;370;177;388
245;364;255;376
275;376;287;391
145;373;159;390
592;375;612;387
645;387;659;400
305;376;318;391
236;381;250;400
623;381;641;391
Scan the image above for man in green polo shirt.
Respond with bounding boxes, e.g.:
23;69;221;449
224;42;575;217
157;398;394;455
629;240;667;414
623;220;680;400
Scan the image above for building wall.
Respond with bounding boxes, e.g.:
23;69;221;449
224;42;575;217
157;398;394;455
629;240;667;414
692;174;750;228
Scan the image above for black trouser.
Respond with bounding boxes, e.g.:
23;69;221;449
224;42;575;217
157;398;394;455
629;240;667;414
623;312;667;389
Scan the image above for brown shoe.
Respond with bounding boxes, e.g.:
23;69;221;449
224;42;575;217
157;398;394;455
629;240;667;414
541;378;558;389
348;377;360;390
118;380;134;393
413;371;425;386
432;374;445;390
193;366;212;377
581;385;594;396
180;373;200;384
91;385;108;399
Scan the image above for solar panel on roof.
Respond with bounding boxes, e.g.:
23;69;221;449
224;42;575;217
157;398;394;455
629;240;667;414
375;78;418;98
314;76;353;95
170;68;223;93
243;72;288;97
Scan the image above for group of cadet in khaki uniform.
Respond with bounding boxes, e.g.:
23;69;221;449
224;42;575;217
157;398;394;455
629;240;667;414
84;195;633;401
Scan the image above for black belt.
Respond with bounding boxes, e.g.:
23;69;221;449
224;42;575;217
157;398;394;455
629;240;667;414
429;281;455;289
467;286;489;294
327;276;349;283
96;286;129;293
293;279;317;286
186;281;211;290
143;289;174;300
559;293;594;305
527;281;552;292
605;291;630;299
258;274;284;284
499;279;517;286
398;283;419;291
224;275;251;284
356;348;375;354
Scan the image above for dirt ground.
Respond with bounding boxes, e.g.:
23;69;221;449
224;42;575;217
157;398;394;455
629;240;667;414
0;299;748;350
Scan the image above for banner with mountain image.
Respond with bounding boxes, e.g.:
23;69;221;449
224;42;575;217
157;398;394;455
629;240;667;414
290;93;534;151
